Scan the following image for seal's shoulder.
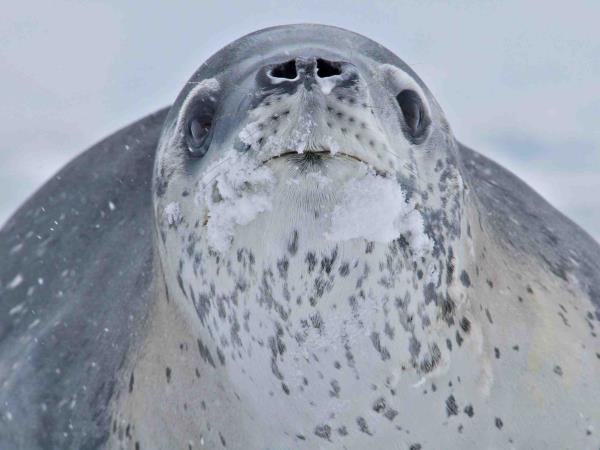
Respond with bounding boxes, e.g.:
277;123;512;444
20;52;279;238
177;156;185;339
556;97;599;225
457;143;600;309
0;107;168;449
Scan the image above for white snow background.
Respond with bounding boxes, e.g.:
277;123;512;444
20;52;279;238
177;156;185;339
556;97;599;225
0;0;598;242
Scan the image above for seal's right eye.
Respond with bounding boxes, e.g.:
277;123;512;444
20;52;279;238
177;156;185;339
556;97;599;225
187;117;212;158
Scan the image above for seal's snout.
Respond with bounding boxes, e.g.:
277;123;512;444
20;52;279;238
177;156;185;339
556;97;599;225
258;56;359;93
241;53;403;174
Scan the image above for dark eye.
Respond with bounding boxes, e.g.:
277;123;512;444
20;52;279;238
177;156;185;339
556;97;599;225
395;89;430;143
187;117;212;157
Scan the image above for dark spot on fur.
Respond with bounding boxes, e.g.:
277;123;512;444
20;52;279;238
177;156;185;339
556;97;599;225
329;380;341;397
526;285;534;294
384;408;399;421
420;343;442;373
441;295;456;325
409;336;421;358
495;417;504;429
459;270;471;287
320;247;338;274
277;258;289;278
197;338;216;368
459;317;471;334
446;247;455;284
288;230;298;255
339;262;350;277
370;332;391;361
455;331;463;346
446;395;458;416
310;312;324;332
356;417;372;435
464;405;474;417
217;347;226;365
372;397;386;413
423;282;437;305
315;424;332;441
176;273;188;298
305;252;317;273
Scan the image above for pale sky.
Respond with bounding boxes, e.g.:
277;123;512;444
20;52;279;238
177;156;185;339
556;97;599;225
1;0;598;241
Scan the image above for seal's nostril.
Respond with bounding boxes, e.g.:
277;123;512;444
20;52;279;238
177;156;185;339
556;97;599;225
316;59;342;78
270;60;297;79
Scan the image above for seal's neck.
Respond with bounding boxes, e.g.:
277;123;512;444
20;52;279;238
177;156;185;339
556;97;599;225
134;189;481;448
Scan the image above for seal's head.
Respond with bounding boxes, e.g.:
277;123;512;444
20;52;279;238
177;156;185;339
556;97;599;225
154;24;461;248
152;24;470;443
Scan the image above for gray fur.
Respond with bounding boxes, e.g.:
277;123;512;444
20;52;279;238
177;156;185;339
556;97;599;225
0;109;166;448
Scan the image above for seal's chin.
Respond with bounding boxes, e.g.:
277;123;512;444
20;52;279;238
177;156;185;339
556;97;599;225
264;148;388;176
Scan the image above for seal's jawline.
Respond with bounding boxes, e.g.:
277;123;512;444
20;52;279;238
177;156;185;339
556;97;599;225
264;149;388;176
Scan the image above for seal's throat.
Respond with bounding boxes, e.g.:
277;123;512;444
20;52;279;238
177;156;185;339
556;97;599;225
138;214;477;450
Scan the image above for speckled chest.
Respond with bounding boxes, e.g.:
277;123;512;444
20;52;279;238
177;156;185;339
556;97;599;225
145;180;476;442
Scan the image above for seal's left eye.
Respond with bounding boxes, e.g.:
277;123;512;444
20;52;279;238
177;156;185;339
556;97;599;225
396;89;431;143
187;118;212;157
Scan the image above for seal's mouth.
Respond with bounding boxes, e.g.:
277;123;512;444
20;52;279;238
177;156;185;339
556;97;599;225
263;148;388;176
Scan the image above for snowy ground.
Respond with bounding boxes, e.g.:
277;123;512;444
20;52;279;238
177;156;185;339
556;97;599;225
1;0;598;242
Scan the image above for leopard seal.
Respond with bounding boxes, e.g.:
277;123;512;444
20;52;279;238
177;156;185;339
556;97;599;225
0;24;599;449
